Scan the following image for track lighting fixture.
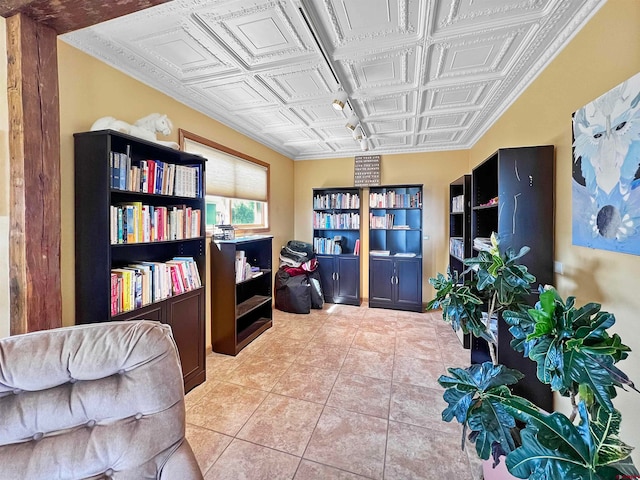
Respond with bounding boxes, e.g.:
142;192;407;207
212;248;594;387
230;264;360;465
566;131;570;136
345;114;359;131
332;90;348;110
352;125;364;141
360;138;369;151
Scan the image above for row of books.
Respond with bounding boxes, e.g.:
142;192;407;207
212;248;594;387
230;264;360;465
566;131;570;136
110;257;202;315
110;203;201;244
369;191;422;208
313;212;360;230
235;250;262;283
110;151;202;198
314;237;342;255
313;193;360;210
369;213;411;230
450;237;465;259
451;194;465;213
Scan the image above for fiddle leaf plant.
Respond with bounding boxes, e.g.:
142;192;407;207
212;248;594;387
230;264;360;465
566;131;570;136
428;235;638;478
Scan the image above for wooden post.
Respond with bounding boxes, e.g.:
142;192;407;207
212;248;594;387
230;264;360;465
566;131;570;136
6;13;62;334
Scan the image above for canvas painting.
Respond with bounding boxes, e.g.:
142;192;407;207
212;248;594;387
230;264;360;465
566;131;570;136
572;71;640;255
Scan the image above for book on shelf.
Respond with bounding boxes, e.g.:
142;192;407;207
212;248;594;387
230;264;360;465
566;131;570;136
369;250;391;256
473;237;492;252
354;239;360;255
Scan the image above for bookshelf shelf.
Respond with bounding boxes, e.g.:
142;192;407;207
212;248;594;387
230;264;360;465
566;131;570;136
211;235;273;355
74;129;206;393
313;187;362;306
368;184;423;312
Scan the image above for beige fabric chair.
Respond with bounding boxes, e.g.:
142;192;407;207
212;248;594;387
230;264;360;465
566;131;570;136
0;320;203;480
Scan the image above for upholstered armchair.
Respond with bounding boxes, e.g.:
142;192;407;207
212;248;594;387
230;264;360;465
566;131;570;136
0;320;203;480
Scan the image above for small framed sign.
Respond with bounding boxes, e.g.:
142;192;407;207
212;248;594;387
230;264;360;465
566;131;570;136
354;155;380;187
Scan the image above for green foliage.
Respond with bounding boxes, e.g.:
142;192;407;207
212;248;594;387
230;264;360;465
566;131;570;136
502;287;636;412
231;201;255;224
438;362;524;460
427;236;638;478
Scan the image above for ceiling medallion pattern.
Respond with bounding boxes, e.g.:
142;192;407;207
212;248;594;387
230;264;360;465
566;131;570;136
62;0;606;160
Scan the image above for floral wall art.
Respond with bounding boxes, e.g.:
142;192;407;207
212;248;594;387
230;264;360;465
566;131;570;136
572;71;640;255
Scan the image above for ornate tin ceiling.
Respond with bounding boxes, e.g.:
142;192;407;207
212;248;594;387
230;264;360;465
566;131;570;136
61;0;605;160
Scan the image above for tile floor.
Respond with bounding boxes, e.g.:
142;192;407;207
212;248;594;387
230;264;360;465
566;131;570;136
185;302;482;480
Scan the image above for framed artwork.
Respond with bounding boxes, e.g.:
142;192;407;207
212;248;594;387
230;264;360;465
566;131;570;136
572;71;640;255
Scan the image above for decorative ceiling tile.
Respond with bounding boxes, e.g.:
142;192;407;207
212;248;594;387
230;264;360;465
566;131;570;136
61;0;606;159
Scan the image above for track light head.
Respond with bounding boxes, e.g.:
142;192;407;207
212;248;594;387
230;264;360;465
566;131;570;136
345;114;359;131
360;138;369;151
332;90;348;110
352;126;364;141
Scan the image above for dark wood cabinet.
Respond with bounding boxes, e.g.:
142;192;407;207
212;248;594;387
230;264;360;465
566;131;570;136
74;129;207;393
471;145;555;412
210;235;273;356
312;188;361;306
316;254;360;305
368;184;423;312
369;257;422;311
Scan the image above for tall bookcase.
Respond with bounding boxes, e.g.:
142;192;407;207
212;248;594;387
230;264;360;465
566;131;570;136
368;184;423;312
312;188;361;305
471;145;554;411
449;174;471;348
210;235;272;355
74;130;206;393
449;175;471;278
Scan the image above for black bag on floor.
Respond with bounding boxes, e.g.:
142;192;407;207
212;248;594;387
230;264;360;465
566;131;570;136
274;269;311;314
307;269;324;309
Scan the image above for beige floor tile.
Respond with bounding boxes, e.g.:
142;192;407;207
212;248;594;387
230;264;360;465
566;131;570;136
385;421;471;479
185;423;233;474
352;330;396;354
395;336;442;361
186;382;267;436
252;337;308;362
323;313;363;327
204;439;300;480
392;356;445;389
294;460;370;479
185;380;220;411
297;342;349;370
221;355;292;391
340;348;394;380
311;324;358;347
304;407;388;479
394;319;438;339
326;304;368;317
358;316;397;334
389;382;461;435
326;373;391;418
272;363;339;404
237;393;324;456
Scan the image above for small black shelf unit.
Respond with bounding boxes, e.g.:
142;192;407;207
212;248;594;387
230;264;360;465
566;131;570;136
368;184;423;312
74;129;206;393
470;145;555;412
210;235;273;355
312;187;361;305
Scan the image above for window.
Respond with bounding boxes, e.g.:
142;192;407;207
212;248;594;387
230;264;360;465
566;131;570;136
179;130;269;233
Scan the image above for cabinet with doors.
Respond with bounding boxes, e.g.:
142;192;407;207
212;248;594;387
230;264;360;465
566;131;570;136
470;145;555;411
74;129;206;393
312;188;361;305
368;184;423;312
210;235;273;356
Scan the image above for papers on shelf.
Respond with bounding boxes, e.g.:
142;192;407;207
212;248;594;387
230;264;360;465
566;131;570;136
394;252;416;257
369;250;390;256
473;237;492;252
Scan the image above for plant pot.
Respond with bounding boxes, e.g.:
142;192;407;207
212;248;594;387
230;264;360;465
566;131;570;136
482;458;517;480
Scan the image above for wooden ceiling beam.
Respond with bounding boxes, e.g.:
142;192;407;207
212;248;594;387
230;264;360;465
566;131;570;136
0;0;172;34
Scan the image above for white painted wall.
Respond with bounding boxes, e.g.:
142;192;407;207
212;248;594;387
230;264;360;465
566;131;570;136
0;17;11;338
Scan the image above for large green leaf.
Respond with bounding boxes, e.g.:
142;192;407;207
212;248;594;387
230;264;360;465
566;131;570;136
467;398;517;460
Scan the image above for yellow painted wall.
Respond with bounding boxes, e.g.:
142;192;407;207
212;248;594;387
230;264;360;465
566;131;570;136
469;0;640;463
293;151;469;300
57;41;295;350
0;17;10;338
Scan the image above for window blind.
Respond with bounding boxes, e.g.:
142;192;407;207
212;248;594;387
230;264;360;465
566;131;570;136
183;138;268;202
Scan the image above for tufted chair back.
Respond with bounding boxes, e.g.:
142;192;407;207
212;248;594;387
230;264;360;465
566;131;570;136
0;320;203;480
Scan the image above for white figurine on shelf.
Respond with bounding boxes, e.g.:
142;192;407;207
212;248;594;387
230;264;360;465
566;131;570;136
90;113;179;149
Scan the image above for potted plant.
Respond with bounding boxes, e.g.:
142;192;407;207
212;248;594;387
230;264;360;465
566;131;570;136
427;234;639;479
